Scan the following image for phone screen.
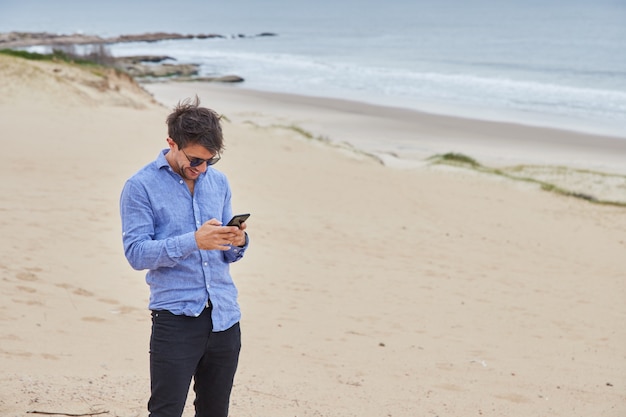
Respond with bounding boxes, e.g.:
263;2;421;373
227;213;250;227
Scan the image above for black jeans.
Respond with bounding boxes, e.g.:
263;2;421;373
148;307;241;417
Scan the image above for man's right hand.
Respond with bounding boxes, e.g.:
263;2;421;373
195;218;239;250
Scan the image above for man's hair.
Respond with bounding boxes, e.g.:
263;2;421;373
166;96;224;154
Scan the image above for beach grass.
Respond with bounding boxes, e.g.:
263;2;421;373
0;48;103;67
238;119;626;208
276;123;385;164
429;152;626;207
240;120;385;164
0;47;126;81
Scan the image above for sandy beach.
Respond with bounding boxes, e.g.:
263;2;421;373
143;83;626;172
1;54;625;417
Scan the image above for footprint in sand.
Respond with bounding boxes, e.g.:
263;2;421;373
73;288;94;297
41;353;60;360
16;271;39;282
98;298;120;305
81;316;106;322
115;305;138;314
1;349;33;358
11;298;43;306
55;283;95;297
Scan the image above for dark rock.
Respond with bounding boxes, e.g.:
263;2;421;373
196;34;226;39
112;32;194;43
121;63;200;78
212;75;245;83
114;55;176;64
172;75;245;83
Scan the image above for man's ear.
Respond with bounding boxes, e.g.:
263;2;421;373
166;137;177;150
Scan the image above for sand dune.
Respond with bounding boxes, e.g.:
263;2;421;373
1;55;624;417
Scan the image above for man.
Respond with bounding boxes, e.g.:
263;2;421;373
120;97;249;417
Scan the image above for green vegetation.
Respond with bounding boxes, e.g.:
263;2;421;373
239;127;625;208
0;46;129;81
282;124;317;140
241;120;384;164
0;48;51;60
429;152;626;207
0;44;114;67
277;123;387;164
2;48;89;66
429;152;480;167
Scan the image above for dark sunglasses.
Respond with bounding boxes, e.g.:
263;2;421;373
181;148;221;167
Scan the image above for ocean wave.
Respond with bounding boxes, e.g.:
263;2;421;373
108;40;626;133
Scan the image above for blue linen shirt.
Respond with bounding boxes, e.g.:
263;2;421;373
120;150;248;331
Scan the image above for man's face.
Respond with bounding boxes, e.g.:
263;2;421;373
167;138;219;180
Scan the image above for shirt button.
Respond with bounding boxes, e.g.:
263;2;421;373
179;180;184;184
204;262;208;266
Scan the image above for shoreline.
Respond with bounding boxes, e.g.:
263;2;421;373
4;31;623;141
143;81;626;175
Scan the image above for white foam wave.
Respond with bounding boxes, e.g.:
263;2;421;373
107;40;626;135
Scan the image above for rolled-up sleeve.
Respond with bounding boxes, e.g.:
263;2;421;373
223;232;249;263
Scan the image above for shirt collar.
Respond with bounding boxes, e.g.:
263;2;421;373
156;149;170;169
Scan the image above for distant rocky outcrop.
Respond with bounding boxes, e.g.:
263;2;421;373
0;31;277;48
0;31;261;83
113;55;198;78
112;55;244;82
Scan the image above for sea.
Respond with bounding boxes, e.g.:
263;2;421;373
2;0;626;138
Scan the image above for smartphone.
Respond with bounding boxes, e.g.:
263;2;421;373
226;213;250;228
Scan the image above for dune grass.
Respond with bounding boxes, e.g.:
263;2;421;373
241;123;626;208
241;121;385;164
1;48;103;66
429;152;626;207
